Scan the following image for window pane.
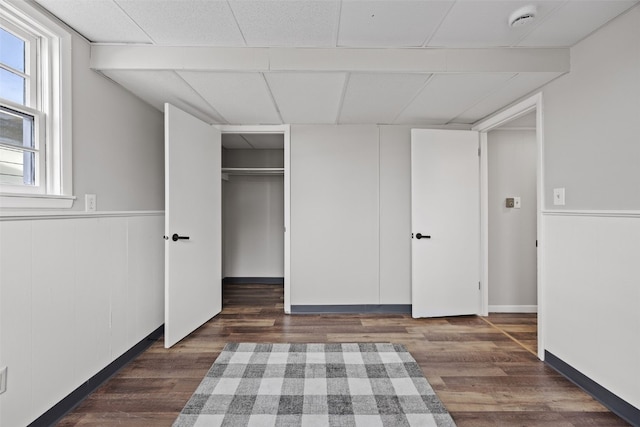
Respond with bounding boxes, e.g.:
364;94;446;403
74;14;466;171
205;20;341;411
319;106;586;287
0;27;25;72
0;69;25;104
0;147;33;185
0;107;33;149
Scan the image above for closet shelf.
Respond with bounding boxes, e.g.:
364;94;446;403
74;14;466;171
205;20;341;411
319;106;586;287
221;167;284;176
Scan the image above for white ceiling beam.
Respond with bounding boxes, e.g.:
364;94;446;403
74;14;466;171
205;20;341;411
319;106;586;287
90;45;569;73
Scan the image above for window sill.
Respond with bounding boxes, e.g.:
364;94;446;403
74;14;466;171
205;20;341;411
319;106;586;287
0;193;76;209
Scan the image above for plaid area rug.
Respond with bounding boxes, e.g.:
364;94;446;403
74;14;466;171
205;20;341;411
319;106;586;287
173;343;456;427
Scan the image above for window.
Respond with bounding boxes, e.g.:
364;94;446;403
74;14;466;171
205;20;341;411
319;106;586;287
0;0;73;209
1;23;41;190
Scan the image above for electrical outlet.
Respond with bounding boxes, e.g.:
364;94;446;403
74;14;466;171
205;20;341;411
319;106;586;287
85;194;97;212
514;197;521;209
0;366;7;394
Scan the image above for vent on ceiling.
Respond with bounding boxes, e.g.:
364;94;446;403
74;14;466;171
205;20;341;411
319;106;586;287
509;5;537;27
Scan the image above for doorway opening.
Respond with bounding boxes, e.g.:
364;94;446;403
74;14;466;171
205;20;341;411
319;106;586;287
473;93;544;360
218;125;291;313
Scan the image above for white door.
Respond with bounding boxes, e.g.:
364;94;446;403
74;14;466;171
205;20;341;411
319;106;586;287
411;129;480;318
164;103;221;348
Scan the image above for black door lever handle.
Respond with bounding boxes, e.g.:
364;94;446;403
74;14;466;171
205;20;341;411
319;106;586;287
172;233;190;241
415;233;431;240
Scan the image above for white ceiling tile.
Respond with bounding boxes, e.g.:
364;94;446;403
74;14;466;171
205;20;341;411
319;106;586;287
34;0;151;43
101;70;225;123
518;1;638;47
242;134;284;149
179;72;281;124
228;1;340;46
115;0;245;45
339;73;431;124
428;1;563;47
455;72;563;123
265;73;346;124
222;134;253;149
395;73;515;125
338;1;453;47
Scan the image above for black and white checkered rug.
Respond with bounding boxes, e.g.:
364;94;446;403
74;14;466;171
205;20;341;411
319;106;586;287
173;343;456;427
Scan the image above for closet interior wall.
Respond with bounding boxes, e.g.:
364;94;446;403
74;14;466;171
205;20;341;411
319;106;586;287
222;147;285;281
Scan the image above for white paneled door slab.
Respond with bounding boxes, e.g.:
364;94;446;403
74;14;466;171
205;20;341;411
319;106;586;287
411;129;480;318
164;103;222;348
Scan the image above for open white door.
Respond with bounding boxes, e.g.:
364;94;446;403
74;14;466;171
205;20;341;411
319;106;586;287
411;129;480;318
164;103;221;348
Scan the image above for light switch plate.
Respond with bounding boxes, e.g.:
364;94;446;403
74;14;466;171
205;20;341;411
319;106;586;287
553;188;565;206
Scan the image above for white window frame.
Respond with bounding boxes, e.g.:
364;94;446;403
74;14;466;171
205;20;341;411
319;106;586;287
0;0;74;209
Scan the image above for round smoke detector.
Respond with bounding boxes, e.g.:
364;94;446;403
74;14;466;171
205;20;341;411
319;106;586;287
509;5;537;27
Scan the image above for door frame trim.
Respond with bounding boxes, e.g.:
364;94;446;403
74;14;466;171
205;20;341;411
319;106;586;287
472;92;544;360
217;124;292;314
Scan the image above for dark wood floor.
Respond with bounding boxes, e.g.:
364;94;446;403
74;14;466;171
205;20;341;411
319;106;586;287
58;284;628;426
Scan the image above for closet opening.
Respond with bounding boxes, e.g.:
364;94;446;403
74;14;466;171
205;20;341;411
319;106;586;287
221;132;286;307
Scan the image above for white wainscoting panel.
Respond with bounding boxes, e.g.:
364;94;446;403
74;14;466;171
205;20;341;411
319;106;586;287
0;221;33;427
128;216;165;342
0;212;164;427
31;219;78;416
106;217;131;361
74;218;112;391
543;211;640;409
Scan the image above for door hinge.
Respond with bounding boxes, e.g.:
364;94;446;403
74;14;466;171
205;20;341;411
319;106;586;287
479;281;481;290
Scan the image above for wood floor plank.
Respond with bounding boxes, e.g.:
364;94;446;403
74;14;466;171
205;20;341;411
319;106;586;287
55;284;630;426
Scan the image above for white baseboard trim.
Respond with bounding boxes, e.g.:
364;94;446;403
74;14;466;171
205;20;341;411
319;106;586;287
489;305;538;313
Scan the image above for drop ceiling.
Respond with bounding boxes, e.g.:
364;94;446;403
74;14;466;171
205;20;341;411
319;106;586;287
34;0;639;126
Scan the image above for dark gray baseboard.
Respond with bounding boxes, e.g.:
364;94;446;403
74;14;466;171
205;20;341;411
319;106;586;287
223;277;284;285
545;351;639;427
291;304;411;314
28;325;164;427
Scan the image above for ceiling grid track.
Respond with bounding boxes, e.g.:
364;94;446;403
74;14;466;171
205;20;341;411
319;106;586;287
241;135;255;148
112;0;157;44
421;0;457;47
225;0;248;46
261;73;285;124
174;71;230;125
48;0;635;126
391;74;436;125
334;72;351;124
572;1;640;48
513;0;569;47
447;73;520;125
333;0;343;47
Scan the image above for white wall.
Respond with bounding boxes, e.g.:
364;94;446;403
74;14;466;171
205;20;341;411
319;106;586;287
379;126;412;304
537;4;640;411
542;5;640;210
487;129;537;310
0;31;165;426
72;33;164;212
0;214;164;427
223;175;284;278
222;149;285;278
291;125;380;305
290;125;421;306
